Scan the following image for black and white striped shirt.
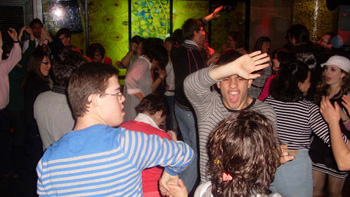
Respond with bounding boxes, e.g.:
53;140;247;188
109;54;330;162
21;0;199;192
264;96;329;150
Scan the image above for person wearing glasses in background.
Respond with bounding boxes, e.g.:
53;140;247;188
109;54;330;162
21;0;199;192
34;48;85;150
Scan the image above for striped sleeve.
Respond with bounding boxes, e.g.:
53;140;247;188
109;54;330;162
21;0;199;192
184;67;218;120
120;128;194;176
308;103;330;144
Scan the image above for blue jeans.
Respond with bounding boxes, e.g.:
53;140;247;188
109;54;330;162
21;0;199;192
270;149;313;197
175;105;198;192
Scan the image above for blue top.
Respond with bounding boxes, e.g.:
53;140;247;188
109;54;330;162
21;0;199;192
37;124;194;196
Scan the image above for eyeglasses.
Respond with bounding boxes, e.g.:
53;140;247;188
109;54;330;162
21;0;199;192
101;92;124;100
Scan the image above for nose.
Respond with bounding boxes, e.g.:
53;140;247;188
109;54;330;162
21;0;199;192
120;95;126;103
228;78;238;88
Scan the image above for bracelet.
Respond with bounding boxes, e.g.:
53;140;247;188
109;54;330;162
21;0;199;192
13;41;20;43
342;117;349;123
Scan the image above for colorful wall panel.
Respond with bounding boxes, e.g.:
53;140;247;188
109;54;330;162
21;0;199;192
88;0;128;64
172;0;208;31
131;0;171;39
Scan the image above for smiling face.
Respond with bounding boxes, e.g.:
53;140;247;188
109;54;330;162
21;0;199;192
40;56;51;77
324;65;346;87
217;75;252;110
97;76;125;127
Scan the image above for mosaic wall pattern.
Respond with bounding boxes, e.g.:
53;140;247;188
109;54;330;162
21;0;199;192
292;0;338;43
131;0;171;39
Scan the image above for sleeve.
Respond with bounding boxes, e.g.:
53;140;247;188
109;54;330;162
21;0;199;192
0;43;22;74
125;60;149;94
120;128;194;176
19;40;35;70
183;67;218;120
309;103;330;144
36;159;48;196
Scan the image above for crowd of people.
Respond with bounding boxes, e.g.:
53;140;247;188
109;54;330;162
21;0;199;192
1;5;350;197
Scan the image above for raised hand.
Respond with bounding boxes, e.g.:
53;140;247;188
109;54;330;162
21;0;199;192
320;96;341;125
8;28;18;41
18;26;27;41
234;51;270;79
25;27;34;40
212;5;223;18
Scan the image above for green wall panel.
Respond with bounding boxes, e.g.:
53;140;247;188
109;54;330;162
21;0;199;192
88;0;129;64
172;0;208;31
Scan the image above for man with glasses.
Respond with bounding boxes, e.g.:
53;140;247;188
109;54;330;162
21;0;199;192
36;62;194;196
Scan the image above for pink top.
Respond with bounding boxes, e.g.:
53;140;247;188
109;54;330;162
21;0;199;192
0;43;22;109
120;120;171;197
258;74;277;101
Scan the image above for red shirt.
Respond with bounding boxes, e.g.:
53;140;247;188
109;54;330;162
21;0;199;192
120;121;171;196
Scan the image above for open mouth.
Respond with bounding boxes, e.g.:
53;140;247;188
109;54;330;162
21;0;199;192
228;91;240;103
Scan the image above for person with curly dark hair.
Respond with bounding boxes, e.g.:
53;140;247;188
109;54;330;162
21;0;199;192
167;110;281;197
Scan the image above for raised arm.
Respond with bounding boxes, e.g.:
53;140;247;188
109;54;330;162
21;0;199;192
209;51;270;81
204;5;223;22
320;96;350;170
1;28;22;74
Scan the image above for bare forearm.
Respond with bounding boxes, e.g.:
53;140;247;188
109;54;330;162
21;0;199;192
209;62;237;80
121;51;133;68
132;92;144;101
329;122;350;170
152;77;164;92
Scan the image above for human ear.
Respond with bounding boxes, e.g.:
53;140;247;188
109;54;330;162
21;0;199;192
216;81;221;89
248;79;253;88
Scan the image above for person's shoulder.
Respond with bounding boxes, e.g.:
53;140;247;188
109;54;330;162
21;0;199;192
120;121;170;139
252;99;276;117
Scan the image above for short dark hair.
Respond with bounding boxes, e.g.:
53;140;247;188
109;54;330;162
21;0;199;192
252;36;271;52
142;38;168;69
87;43;106;59
130;35;144;44
135;94;167;117
228;30;244;49
52;48;85;87
287;24;310;44
164;37;175;44
217;50;243;66
56;28;71;38
182;19;203;40
29;18;43;28
208;110;280;196
27;48;50;82
68;62;119;118
270;61;309;102
172;29;184;44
